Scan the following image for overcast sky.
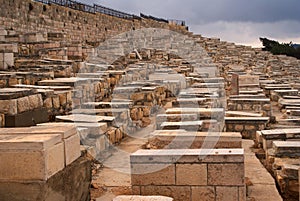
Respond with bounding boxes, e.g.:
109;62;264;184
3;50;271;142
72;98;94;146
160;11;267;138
79;0;300;47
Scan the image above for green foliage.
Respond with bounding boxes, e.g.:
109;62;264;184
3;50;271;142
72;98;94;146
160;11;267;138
259;37;300;59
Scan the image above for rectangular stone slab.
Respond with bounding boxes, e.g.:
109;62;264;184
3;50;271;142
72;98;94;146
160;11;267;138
131;149;244;164
113;196;173;201
37;122;108;135
56;114;115;123
161;121;203;131
0;134;61;150
226;111;263;117
148;132;242;149
0;88;37;100
166;108;224;119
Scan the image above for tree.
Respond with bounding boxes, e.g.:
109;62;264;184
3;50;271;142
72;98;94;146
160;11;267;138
260;37;300;59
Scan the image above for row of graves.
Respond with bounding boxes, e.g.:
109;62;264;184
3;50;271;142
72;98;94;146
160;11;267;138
0;25;299;201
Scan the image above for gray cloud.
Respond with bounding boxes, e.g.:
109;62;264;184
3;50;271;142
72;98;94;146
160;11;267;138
78;0;300;46
80;0;300;23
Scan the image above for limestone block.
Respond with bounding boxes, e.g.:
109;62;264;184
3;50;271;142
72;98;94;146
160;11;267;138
131;93;145;102
28;94;43;110
239;187;246;201
64;134;81;166
52;96;60;109
0;157;91;201
17;96;30;113
30;125;81;166
273;141;300;157
0;99;17;115
0;134;64;181
0;114;4;127
113;196;173;201
131;164;175;186
58;92;67;106
43;97;53;108
0;53;14;69
0;29;7;36
216;187;239;201
140;186;191;201
208;163;244;186
191;186;215;201
176;164;207;185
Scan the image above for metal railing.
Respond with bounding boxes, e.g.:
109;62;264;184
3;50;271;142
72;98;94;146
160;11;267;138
33;0;185;25
140;13;168;23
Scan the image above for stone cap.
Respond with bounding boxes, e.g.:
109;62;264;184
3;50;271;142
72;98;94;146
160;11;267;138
151;131;242;138
0;125;76;139
56;114;115;123
0;88;38;100
113;196;173;201
225;117;269;121
0;134;61;150
131;149;244;164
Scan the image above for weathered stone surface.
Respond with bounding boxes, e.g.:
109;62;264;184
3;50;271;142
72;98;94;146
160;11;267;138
0;99;17;115
176;164;207;185
273;141;300;157
208;163;244;186
216;187;239;201
131;164;175;186
28;94;43;110
17;96;30;113
141;186;191;201
0;157;91;201
191;186;215;201
0;134;64;181
113;195;173;201
148;131;242;149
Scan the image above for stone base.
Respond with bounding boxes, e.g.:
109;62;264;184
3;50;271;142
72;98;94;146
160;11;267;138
0;157;91;201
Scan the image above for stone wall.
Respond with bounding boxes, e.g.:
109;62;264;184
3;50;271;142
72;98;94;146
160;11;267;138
0;0;187;45
0;157;91;201
131;149;245;201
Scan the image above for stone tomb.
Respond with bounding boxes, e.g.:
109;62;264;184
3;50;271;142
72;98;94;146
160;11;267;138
131;149;245;201
225;117;269;139
257;128;300;150
273;141;300;157
0;88;48;127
